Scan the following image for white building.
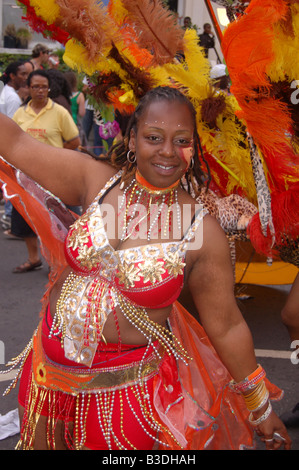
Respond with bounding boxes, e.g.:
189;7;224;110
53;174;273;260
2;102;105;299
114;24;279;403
0;0;61;54
176;0;230;65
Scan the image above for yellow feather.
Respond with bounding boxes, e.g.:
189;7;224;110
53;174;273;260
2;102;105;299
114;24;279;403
148;66;172;88
160;30;211;106
162;62;208;102
63;40;99;75
158;30;256;200
108;0;129;25
267;9;299;81
183;29;211;83
29;0;60;24
259;5;299;83
196;92;257;202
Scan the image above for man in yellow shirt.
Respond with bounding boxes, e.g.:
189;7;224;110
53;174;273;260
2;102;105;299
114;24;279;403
10;69;80;273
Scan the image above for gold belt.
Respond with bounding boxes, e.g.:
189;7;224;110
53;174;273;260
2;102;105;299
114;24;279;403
32;321;163;395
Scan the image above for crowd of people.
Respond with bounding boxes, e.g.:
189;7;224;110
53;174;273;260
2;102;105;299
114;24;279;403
0;27;297;451
0;45;120;271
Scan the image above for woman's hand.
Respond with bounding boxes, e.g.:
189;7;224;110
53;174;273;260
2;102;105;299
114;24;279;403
254;409;292;450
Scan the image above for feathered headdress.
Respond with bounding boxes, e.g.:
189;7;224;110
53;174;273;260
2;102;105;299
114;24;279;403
17;0;299;264
18;0;255;201
222;0;299;264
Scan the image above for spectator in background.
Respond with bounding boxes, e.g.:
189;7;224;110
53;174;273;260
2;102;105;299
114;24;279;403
22;60;35;77
183;16;198;32
47;68;72;115
48;70;83;216
0;60;29;232
199;23;215;58
64;70;87;148
0;60;28;117
183;16;192;29
14;70;80;149
82;76;103;156
30;43;51;70
64;71;86;126
18;60;34;104
9;69;80;273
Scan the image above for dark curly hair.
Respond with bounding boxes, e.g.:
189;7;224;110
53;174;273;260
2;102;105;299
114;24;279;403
104;86;210;195
0;60;25;85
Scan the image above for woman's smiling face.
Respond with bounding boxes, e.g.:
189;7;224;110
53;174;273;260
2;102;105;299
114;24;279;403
129;99;195;188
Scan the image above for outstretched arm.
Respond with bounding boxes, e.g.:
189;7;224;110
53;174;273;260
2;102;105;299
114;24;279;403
0;113;113;208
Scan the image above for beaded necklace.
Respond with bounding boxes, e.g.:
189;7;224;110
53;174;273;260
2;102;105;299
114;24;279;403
119;170;181;241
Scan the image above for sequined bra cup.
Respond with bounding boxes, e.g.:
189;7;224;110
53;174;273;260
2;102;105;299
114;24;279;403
53;171;206;367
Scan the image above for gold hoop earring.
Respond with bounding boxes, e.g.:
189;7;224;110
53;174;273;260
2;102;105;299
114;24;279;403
127;150;136;164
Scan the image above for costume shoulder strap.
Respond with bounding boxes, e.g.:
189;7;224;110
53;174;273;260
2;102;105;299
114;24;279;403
98;171;122;205
180;206;208;252
85;170;122;212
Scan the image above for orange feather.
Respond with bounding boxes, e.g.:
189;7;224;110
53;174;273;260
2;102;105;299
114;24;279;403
55;0;117;61
120;0;184;65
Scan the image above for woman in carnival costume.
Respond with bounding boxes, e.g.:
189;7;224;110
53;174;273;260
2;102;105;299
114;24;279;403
0;85;291;450
0;0;294;451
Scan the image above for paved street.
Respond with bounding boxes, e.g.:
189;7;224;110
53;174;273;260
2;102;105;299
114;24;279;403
0;212;298;451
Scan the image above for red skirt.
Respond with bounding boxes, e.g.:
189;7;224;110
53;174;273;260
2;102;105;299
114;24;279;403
18;306;166;450
15;303;284;450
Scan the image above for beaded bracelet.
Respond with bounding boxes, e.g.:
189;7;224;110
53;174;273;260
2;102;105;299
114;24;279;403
248;401;272;426
230;364;266;393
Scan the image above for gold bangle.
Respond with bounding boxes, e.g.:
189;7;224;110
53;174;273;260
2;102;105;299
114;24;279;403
243;380;269;411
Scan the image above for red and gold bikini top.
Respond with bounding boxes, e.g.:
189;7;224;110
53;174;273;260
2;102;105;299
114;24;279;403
52;171;206;366
64;171;206;309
